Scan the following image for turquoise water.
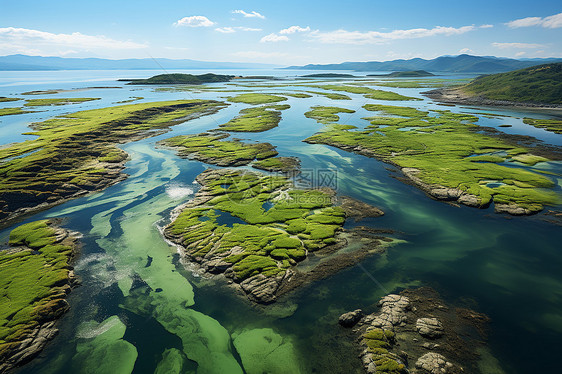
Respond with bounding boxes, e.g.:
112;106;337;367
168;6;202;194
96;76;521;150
1;69;561;373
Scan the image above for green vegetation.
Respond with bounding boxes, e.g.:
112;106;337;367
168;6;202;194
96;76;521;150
227;93;288;105
116;96;144;104
160;132;278;166
24;97;100;107
523;118;562;134
304;91;351;100
306;104;559;214
368;70;435;78
165;169;346;282
462;62;562;104
252;157;300;173
219;106;285;132
301;73;355;78
304;106;356;124
362;328;406;374
0;100;226;221
0;220;77;368
279;92;312;98
0;97;20;102
125;73;233;85
307;84;421;101
0;108;34;116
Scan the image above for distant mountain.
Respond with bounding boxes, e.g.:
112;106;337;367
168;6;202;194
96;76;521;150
287;54;562;73
461;62;562;104
0;54;278;71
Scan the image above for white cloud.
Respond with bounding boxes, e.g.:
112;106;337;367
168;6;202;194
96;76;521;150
260;33;289;43
232;10;265;19
480;24;494;29
279;26;311;34
308;25;476;45
0;27;147;55
174;16;215;27
506;12;562;28
492;42;545;49
459;48;474;54
215;26;261;33
515;51;526;57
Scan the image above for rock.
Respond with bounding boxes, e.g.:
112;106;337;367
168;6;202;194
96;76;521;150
370;294;410;329
239;274;282;304
494;203;534;216
457;194;482;207
338;309;364;328
415;352;454;374
416;317;444;339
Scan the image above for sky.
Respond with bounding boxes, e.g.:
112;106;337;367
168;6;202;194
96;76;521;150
1;0;561;65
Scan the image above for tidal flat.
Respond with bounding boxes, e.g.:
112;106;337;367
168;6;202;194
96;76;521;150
0;70;561;374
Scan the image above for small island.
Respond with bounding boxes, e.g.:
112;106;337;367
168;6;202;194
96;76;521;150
300;73;356;78
368;70;435;77
120;73;234;85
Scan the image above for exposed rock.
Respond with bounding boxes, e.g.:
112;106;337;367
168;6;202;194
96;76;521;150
338;196;384;221
415;352;454;374
494;203;534;216
367;294;410;329
416;318;444;339
338;309;364;328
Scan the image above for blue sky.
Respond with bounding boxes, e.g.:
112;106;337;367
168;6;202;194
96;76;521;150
1;0;561;64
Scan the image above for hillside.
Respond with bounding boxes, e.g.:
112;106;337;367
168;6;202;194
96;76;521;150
462;63;562;104
122;73;234;85
288;54;562;73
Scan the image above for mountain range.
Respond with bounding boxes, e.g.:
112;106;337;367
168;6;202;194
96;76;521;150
0;54;277;71
286;54;562;73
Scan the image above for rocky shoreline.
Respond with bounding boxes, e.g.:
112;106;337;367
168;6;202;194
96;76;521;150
0;101;225;228
164;168;390;304
422;87;562;110
0;219;81;373
339;287;494;374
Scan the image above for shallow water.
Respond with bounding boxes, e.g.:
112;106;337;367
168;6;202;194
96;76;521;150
1;69;561;374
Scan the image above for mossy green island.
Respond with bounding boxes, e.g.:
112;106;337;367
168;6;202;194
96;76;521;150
306;103;559;215
0;219;79;373
164;168;384;303
227;93;288;105
0;108;34;117
219;105;288;132
305;84;421;101
522;118;562;134
0;99;226;223
23;98;100;107
304;106;356;124
123;73;234;85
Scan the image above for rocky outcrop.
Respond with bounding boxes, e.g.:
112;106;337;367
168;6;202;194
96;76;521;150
415;353;454;374
341;287;494;374
339;309;364;328
0;220;81;373
416;318;444;339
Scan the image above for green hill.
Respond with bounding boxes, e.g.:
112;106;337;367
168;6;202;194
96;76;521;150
462;63;562;104
124;73;234;85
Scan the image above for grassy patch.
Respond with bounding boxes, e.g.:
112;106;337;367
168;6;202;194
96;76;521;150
219;106;285;132
0;220;77;366
227;93;288;105
306;104;559;213
306;84;421;101
0;97;20;102
165;169;345;281
304;91;352;100
305;106;356;124
522;118;562;134
252;157;300;173
24;98;100;107
0;108;34;116
0;100;226;221
160;132;278;166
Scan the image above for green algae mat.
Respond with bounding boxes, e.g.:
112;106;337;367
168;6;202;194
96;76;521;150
306;104;559;214
0;220;79;372
0;99;226;223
